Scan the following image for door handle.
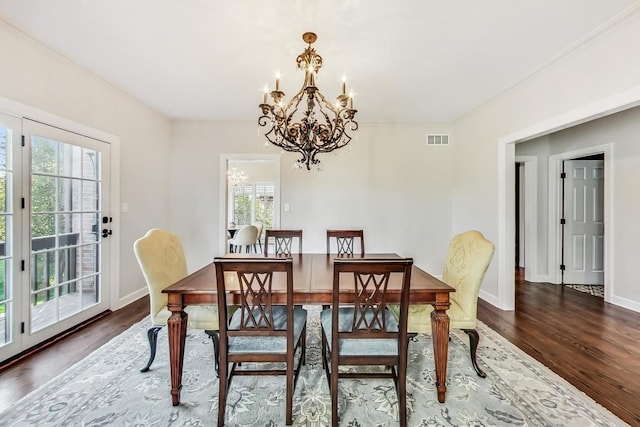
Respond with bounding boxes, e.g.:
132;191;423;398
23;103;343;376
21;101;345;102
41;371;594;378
102;229;112;238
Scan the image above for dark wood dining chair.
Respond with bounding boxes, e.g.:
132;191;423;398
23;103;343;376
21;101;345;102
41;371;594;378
326;229;365;255
214;257;307;426
264;229;303;256
320;258;413;427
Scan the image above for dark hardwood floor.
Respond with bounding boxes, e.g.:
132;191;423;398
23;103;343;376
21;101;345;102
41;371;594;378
1;270;638;425
478;269;640;426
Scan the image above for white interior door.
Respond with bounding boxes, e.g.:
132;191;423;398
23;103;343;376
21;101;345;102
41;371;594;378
563;159;604;284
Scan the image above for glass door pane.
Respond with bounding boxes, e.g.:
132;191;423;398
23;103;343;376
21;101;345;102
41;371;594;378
23;120;109;345
0;112;21;361
30;137;101;331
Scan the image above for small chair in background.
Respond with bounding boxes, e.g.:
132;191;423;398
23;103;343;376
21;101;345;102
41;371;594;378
252;221;264;253
326;229;365;255
214;257;307;426
133;228;220;373
228;224;259;253
321;258;413;427
264;229;303;256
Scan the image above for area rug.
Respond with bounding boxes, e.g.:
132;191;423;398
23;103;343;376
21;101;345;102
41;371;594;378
0;308;626;426
565;284;604;298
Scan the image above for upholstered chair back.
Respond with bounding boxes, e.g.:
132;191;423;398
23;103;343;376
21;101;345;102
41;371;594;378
134;228;218;330
442;230;495;328
229;225;259;253
401;230;494;332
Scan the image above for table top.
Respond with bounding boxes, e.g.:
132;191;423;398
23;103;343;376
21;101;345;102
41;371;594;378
163;253;454;305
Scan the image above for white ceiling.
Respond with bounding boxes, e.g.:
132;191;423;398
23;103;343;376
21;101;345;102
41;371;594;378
0;0;637;123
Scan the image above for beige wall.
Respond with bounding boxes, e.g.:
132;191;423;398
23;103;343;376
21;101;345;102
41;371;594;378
169;120;455;273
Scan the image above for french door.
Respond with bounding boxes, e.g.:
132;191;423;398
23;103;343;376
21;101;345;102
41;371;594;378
0;115;111;361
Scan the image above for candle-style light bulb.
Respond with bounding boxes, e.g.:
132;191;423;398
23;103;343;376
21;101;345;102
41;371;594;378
275;71;281;91
342;75;347;95
263;85;269;103
349;91;354;109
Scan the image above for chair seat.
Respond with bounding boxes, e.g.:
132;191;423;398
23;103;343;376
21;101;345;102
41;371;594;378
152;305;219;330
321;307;399;356
228;306;307;354
389;298;477;333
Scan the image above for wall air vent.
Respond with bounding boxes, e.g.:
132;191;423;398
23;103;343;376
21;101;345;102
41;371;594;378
426;134;449;146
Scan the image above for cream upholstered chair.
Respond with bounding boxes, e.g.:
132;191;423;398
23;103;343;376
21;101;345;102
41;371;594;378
401;230;494;377
228;224;259;253
134;228;220;373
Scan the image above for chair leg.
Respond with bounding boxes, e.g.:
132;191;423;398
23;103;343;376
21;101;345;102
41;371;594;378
218;350;228;426
204;330;220;377
286;353;294;425
331;351;339;426
140;326;163;373
462;328;487;378
320;328;331;386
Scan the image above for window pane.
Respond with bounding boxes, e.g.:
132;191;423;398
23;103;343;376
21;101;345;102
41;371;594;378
32;175;56;213
82;149;99;179
58;143;82;178
57;178;82;212
0;172;6;212
31;136;58;174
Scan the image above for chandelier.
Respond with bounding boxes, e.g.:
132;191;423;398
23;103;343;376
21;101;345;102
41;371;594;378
227;168;248;188
258;32;358;171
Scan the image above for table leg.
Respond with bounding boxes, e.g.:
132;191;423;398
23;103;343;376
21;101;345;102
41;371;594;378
431;293;451;403
167;302;188;406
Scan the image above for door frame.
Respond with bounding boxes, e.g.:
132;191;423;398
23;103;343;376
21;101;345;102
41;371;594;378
218;154;280;255
548;145;612;300
497;86;639;311
515;156;539;282
0;95;120;312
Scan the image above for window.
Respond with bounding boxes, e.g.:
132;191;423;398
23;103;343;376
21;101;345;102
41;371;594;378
231;183;274;232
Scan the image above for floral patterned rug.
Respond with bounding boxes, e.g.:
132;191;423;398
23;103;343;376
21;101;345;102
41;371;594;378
0;308;626;426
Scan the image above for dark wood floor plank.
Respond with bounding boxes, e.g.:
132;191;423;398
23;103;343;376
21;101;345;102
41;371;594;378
1;271;639;425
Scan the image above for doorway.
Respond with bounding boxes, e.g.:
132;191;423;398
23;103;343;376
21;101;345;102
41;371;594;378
560;155;604;287
218;154;280;255
1;115;112;363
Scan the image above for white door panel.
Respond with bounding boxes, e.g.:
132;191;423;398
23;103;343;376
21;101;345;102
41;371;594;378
563;160;604;285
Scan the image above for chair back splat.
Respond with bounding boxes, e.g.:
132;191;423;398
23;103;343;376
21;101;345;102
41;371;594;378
326;229;365;255
320;258;413;427
214;257;307;426
264;229;303;256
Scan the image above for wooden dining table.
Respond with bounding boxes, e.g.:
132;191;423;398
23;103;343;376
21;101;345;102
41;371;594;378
162;253;455;405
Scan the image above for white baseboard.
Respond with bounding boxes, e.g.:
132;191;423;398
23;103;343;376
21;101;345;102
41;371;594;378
478;289;502;309
113;287;148;311
526;274;551;284
609;294;640;314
